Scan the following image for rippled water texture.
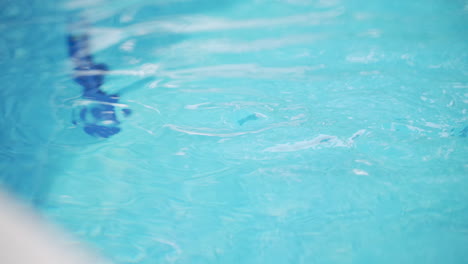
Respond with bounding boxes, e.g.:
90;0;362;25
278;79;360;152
1;0;468;263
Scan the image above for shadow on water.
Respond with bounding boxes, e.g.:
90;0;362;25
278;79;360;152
0;0;242;206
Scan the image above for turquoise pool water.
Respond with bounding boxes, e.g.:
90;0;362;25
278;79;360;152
1;0;468;263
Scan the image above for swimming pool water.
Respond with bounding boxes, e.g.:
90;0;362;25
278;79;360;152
1;0;468;263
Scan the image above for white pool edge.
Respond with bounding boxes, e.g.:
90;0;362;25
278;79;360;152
0;189;109;264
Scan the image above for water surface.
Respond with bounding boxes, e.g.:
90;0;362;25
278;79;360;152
0;0;467;263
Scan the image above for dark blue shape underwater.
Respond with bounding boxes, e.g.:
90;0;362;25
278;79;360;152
67;34;131;138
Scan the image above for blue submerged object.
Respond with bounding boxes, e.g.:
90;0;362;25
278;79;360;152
68;33;131;138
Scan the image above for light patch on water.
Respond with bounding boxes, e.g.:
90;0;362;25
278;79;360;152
120;13;134;23
263;130;365;152
346;50;380;64
64;0;107;8
290;113;305;120
406;125;425;133
162;83;179;88
355;160;372;166
88;27;125;52
155;34;326;55
316;0;341;7
126;100;161;114
180;88;224;93
263;135;347;152
129;8;345;34
294;51;313;58
359;70;380;76
185;102;211;110
352;169;369;176
254;112;268;118
119;39;135;52
174;148;188;156
119;9;137;23
161;64;323;80
282;0;340;7
134;124;155;135
401;54;415;66
451;82;468;89
357;29;381;38
184;102;277;110
100;120;116;125
424;122;448;129
165;120;305;137
71;7;343;52
437;146;455;159
353;12;374;20
349;129;366;141
439;132;450;138
85;63;160;77
73;99;129;108
152;238;182;263
77;69;142;76
420;96;435;103
148;80;161;89
127;57;141;65
82;8;344;51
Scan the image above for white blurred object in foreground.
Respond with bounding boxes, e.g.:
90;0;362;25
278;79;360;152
0;190;108;264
